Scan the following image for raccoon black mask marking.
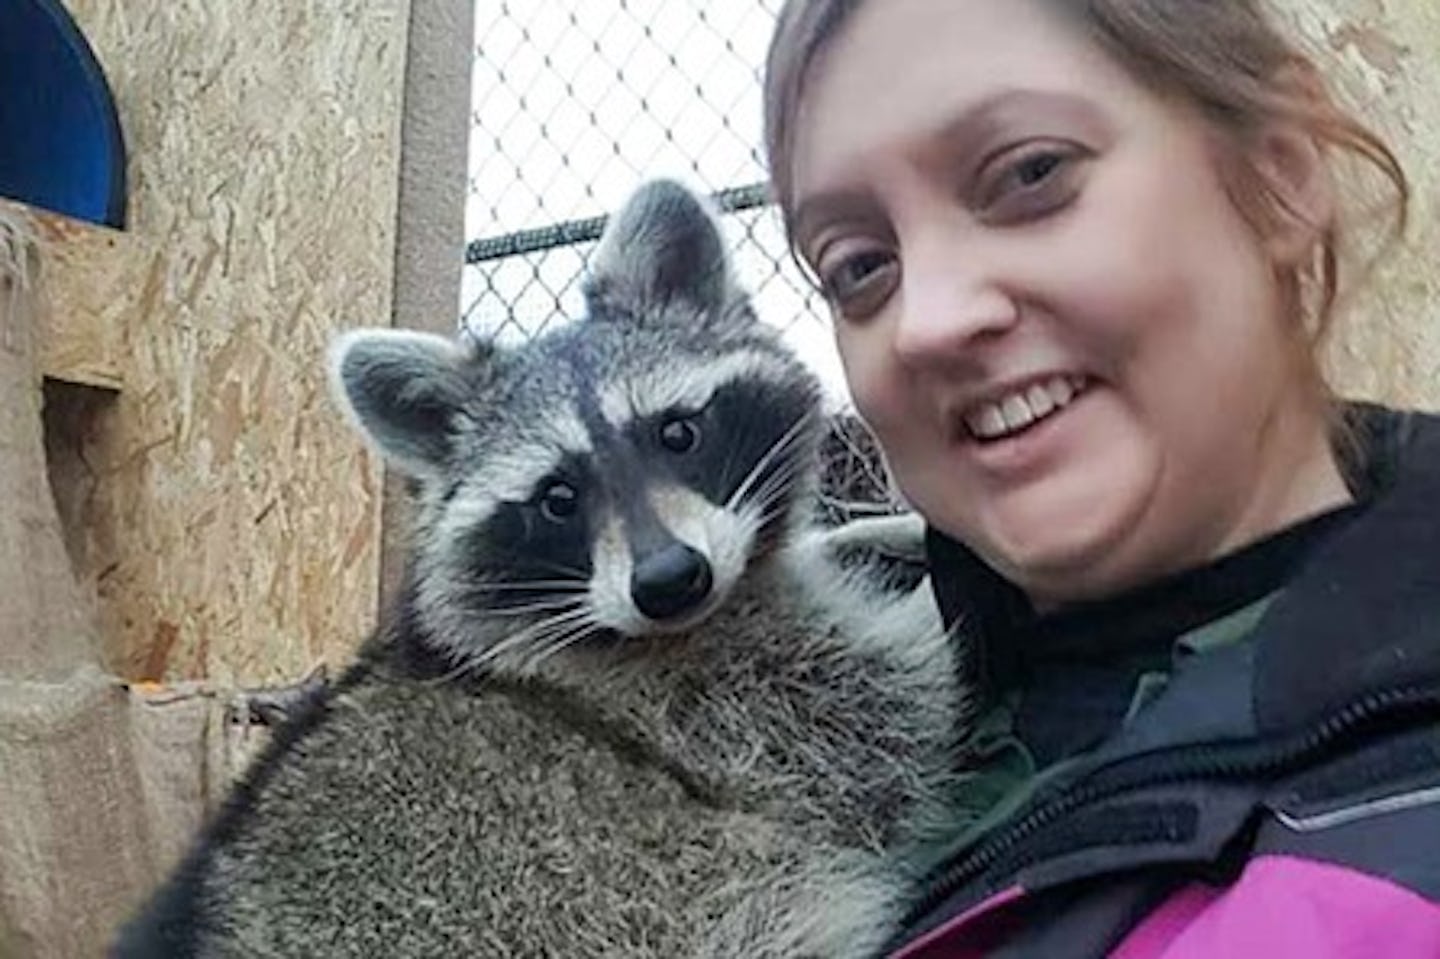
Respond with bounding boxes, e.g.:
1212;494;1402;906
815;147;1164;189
333;180;826;671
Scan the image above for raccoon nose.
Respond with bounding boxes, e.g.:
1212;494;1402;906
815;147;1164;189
630;544;714;621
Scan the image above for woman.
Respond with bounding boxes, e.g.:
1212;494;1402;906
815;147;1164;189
763;1;1440;956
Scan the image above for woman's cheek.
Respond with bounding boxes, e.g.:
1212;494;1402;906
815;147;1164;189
835;325;891;410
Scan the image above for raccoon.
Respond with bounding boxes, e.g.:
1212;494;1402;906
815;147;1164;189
112;180;969;958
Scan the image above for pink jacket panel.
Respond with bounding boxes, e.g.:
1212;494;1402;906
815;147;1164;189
1111;854;1440;959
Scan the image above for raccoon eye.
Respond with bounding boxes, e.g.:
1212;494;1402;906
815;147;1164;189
659;416;701;454
538;481;579;523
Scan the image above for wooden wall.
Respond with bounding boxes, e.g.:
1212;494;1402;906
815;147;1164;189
40;0;412;685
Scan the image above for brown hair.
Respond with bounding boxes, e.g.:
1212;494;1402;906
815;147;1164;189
763;0;1409;366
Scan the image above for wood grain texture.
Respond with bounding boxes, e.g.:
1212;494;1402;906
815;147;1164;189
42;0;412;683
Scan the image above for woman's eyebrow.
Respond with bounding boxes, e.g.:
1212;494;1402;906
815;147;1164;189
927;89;1109;162
790;89;1107;248
790;191;880;255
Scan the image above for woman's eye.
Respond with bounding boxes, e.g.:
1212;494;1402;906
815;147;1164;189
818;248;899;319
977;144;1084;222
659;416;701;454
1015;152;1063;186
537;481;579;523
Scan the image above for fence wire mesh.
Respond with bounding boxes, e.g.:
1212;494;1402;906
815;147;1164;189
465;0;905;519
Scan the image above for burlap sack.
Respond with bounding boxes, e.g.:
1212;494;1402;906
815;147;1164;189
0;205;230;958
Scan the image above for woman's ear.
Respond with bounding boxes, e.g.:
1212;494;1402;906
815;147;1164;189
1251;120;1335;266
1247;65;1337;266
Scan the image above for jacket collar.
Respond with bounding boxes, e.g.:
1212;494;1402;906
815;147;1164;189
1253;405;1440;730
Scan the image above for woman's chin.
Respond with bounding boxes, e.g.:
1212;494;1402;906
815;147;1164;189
965;467;1159;605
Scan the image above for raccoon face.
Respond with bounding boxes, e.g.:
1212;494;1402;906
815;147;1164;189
331;181;824;673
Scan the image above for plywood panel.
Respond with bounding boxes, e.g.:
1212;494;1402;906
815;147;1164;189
47;0;412;684
30;211;135;391
1285;1;1440;406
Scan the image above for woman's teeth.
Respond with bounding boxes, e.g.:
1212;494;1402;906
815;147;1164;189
964;376;1087;442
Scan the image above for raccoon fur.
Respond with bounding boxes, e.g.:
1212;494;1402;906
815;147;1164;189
112;180;970;958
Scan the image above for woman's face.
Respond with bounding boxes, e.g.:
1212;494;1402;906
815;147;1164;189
789;0;1346;605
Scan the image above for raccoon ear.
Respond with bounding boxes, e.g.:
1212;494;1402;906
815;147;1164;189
585;179;738;317
328;329;486;478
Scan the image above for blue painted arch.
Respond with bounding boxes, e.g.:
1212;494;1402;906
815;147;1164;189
0;0;127;227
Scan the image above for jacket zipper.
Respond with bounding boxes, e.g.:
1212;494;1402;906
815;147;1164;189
900;682;1440;933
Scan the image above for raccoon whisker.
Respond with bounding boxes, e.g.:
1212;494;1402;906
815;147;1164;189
452;614;587;676
523;618;605;670
750;463;820;527
511;616;600;673
483;607;594;655
742;453;813;517
750;448;811;496
526;635;597;672
747;482;803;532
725;413;815;511
486;598;590;619
725;411;820;511
743;449;812;524
752;502;798;537
716;434;747;501
525;616;596;653
462;585;587;617
470;581;591;594
528;559;592;580
471;607;597;669
751;502;794;536
420;657;479;689
523;624;588;663
752;412;821;497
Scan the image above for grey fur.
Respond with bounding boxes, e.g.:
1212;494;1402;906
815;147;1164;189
114;181;971;958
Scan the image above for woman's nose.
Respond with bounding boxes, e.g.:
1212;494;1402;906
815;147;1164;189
893;250;1020;366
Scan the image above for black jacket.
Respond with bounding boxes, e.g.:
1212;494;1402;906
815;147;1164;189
889;406;1440;958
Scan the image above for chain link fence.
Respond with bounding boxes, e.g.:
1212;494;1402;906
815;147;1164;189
465;0;905;518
